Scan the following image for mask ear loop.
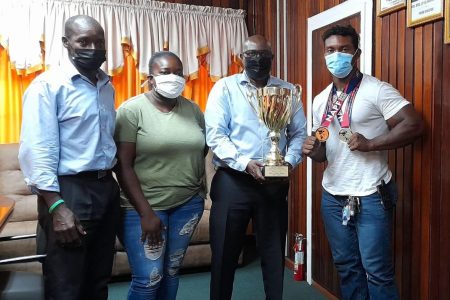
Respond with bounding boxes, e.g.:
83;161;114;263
350;49;360;68
142;74;155;90
141;79;148;88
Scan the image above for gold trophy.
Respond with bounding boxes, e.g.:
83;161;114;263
247;85;302;177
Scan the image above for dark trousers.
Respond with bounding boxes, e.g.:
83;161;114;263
37;173;120;300
209;168;289;300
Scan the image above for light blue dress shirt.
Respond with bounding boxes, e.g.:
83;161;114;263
18;61;117;193
205;72;307;172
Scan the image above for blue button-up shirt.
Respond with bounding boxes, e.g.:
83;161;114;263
205;72;307;171
18;61;117;192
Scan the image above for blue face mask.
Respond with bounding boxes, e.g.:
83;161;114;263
325;51;356;78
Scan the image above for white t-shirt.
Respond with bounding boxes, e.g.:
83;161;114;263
312;74;409;196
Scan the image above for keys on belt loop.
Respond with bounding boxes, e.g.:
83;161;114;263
342;196;360;226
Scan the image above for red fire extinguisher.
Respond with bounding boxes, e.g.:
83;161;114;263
293;233;305;281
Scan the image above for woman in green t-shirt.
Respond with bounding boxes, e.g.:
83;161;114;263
114;51;206;300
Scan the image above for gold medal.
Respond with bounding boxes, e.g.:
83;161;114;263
338;128;353;143
315;127;329;142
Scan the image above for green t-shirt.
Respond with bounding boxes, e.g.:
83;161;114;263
115;94;206;210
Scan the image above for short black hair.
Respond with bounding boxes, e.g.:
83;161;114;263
322;24;359;50
64;15;103;39
148;51;182;74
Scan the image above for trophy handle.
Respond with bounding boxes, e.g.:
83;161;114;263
291;84;302;116
246;88;260;117
294;84;302;99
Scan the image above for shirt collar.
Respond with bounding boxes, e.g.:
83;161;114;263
61;56;110;86
239;71;280;88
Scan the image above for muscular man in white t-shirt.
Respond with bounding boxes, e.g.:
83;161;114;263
302;25;423;300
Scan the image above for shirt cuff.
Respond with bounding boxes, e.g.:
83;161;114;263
284;154;301;168
235;156;252;172
25;176;60;194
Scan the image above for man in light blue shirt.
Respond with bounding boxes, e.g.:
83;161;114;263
18;15;120;300
205;35;307;300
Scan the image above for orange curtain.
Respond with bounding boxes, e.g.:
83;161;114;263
110;46;144;109
0;46;40;144
0;45;241;144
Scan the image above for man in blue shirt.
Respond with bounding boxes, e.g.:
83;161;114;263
18;15;119;300
205;35;307;300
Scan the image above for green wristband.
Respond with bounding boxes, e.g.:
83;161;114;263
48;199;65;214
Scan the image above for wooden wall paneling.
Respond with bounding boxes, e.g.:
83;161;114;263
394;9;406;298
163;0;246;8
286;0;297;262
246;0;266;36
412;25;425;300
374;4;382;78
286;0;301;292
401;17;415;300
286;0;296;268
279;0;284;80
246;0;255;35
421;23;433;300
267;0;278;74
430;20;443;300
286;0;308;264
409;25;421;300
439;32;450;300
225;0;240;9
211;0;222;7
219;0;231;7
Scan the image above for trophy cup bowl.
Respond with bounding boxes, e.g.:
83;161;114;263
249;85;302;178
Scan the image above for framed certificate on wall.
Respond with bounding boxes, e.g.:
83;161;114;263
377;0;406;16
407;0;444;27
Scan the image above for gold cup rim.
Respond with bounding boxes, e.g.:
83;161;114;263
256;86;293;96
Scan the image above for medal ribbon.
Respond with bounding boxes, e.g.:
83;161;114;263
320;71;363;128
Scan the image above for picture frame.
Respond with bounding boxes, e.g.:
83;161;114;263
407;0;444;27
445;0;450;44
377;0;406;16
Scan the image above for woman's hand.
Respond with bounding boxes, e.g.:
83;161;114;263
140;210;166;246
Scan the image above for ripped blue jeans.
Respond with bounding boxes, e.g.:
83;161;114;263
120;194;204;300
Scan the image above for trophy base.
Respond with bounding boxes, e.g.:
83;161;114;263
263;165;289;178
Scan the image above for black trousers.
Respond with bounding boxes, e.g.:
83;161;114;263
37;173;120;300
209;168;289;300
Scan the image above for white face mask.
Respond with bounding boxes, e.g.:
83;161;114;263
152;74;186;99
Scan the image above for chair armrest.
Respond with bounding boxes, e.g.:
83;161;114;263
0;233;37;242
0;254;46;265
0;233;45;265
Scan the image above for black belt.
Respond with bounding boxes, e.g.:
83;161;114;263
71;170;112;179
216;166;251;177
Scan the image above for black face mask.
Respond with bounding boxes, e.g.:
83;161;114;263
244;56;272;81
71;49;106;71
